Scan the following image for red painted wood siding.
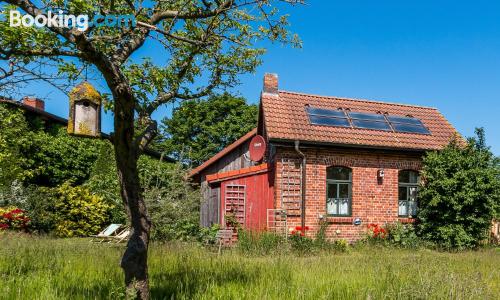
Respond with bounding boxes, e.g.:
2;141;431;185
220;171;274;231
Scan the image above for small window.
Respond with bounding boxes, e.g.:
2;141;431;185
398;170;420;217
326;167;352;216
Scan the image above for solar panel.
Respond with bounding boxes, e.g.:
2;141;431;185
349;112;386;121
392;123;430;134
306;107;346;118
305;106;430;135
309;115;351;127
352;119;392;131
387;116;422;126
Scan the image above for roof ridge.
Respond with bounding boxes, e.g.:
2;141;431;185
278;90;438;110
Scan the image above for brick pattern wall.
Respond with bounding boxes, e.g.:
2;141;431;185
274;147;422;242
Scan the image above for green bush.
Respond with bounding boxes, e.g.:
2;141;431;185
385;222;422;249
85;143;126;224
141;162;201;241
289;232;315;255
198;224;221;245
418;129;500;250
0;181;57;233
22;186;58;233
54;183;112;237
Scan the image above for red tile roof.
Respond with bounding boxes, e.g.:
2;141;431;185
261;91;458;151
189;128;257;177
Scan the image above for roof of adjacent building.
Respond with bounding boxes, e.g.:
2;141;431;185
260;90;458;151
189;128;257;177
0;97;173;161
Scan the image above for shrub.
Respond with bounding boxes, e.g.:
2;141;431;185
142;163;200;241
289;226;315;255
198;224;221;245
22;186;58;233
85;143;126;224
418;129;500;250
0;207;30;231
366;223;387;241
54;183;112;237
385;222;422;249
0;182;57;233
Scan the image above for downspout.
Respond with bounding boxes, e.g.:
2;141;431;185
294;140;307;231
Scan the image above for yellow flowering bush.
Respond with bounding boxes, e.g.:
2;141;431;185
54;182;112;237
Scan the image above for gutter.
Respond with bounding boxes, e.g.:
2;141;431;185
294;140;307;231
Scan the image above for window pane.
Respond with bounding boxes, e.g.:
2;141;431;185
409;201;418;216
409;187;418;201
339;199;349;215
339;184;349;198
399;187;407;200
409;172;419;184
399;170;419;184
327;198;339;215
399;200;408;216
327;184;337;199
327;167;351;181
399;171;410;183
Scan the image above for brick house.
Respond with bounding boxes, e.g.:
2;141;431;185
191;73;460;241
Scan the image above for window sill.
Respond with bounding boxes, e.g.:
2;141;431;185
398;217;416;224
326;217;353;224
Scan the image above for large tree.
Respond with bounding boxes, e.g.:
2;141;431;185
160;92;257;166
0;0;300;298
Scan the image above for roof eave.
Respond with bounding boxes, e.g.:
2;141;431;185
268;138;438;153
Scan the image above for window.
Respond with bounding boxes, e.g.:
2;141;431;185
398;170;420;217
326;167;352;216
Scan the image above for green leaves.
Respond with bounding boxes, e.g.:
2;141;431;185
54;182;112;237
159;93;258;166
418;129;500;250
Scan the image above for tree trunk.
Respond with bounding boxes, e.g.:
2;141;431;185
113;94;152;299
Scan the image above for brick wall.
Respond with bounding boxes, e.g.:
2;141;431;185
274;147;423;242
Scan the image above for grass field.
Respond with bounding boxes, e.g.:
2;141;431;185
0;233;499;300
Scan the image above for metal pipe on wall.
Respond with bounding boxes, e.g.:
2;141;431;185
294;140;307;231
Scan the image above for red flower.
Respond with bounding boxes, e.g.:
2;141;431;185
0;223;8;230
10;208;24;214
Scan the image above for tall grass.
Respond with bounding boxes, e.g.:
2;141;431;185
0;233;498;299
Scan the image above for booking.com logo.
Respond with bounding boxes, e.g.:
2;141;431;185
5;1;136;32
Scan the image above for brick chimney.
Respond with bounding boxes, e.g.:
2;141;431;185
263;73;278;95
22;97;45;111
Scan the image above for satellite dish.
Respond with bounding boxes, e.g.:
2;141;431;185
249;135;266;162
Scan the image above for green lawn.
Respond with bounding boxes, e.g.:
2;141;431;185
0;233;499;300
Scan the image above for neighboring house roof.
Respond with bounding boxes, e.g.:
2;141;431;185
260;90;458;151
0;97;174;162
1;97;68;125
190;128;257;177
